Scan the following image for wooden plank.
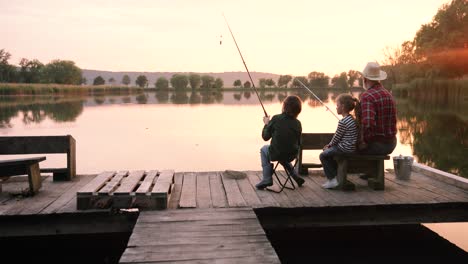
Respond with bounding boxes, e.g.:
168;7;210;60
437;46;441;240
48;175;96;214
149;170;175;209
209;171;228;208
255;171;294;207
220;172;247;207
98;171;128;195
133;170;159;209
236;174;262;207
168;172;184;209
120;208;280;263
114;170;146;195
196;172;212;208
179;172;197;208
77;171;116;195
245;171;279;207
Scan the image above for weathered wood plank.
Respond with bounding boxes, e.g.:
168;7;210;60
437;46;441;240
133;170;159;209
179;172;197;208
245;171;279;207
150;170;175;209
220;172;247;207
196;172;212;208
209;172;228;208
168;172;183;209
236;174;262;207
98;171;128;195
77;171;116;195
114;170;145;195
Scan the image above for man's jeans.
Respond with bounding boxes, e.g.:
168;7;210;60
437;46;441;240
361;137;397;155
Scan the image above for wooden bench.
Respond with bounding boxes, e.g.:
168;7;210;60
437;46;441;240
0;156;46;195
0;135;76;181
298;133;389;190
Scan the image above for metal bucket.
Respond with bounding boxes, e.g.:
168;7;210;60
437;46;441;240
393;155;414;180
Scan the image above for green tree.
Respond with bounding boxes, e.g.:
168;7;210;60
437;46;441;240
291;76;308;88
331;72;348;89
136;75;148;88
0;49;17;82
258;78;266;88
93;76;105;85
214;77;224;89
308;71;329;87
413;0;467;77
188;73;201;90
233;79;242;87
108;77;115;85
201;75;215;89
243;81;251;88
42;60;82;84
155;77;169;90
122;74;131;85
277;75;292;88
265;78;275;88
170;74;189;90
347;70;359;88
19;58;44;83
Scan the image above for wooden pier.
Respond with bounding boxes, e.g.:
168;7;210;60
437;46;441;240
0;164;467;263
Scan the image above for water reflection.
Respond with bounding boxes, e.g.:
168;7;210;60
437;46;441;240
0;89;466;178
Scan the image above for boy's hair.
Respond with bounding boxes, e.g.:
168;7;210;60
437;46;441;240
282;95;302;118
337;94;358;112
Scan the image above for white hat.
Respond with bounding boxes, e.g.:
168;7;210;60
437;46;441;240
361;62;387;81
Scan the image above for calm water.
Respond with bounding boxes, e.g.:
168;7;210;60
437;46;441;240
1;89;467;251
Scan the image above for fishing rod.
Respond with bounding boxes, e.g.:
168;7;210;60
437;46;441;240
222;13;268;117
295;78;340;120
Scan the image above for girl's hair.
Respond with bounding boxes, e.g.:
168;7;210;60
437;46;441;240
282;95;302;118
337;94;357;112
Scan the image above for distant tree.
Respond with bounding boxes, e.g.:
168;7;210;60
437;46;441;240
42;59;82;84
135;75;148;88
214;77;224;89
19;58;44;83
155;77;169;90
265;78;275;88
347;70;359;88
108;77;115;85
277;75;292;88
243;81;251;88
93;76;105;85
170;74;189;90
233;79;242;88
258;78;266;88
81;77;87;85
308;71;329;87
0;49;17;82
291;76;308;88
331;72;348;88
122;74;131;85
188;73;201;89
201;75;215;89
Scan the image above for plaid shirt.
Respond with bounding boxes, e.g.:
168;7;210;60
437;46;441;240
359;83;397;143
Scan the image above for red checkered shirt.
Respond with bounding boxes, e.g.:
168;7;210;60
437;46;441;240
359;83;397;143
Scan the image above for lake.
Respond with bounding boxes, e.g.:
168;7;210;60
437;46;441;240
0;89;467;251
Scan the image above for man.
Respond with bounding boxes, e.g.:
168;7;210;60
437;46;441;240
358;62;397;155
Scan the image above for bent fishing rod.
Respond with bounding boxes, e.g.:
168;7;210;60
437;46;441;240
223;14;268;117
295;78;340;120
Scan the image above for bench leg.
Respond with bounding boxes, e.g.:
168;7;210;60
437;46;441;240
27;163;42;195
336;159;355;191
367;160;385;190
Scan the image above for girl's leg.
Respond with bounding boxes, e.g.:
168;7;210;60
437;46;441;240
319;146;341;180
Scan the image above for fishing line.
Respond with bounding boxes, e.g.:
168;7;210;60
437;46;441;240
295;78;340;120
222;13;268;117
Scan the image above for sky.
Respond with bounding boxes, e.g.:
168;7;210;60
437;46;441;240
1;0;452;77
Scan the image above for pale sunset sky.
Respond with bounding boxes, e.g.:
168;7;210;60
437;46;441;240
1;0;451;77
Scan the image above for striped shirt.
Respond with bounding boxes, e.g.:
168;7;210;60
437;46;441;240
359;83;397;142
329;115;358;153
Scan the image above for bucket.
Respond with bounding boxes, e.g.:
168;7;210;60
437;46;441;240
393;155;414;180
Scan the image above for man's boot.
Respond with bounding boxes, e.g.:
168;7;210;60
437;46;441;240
256;163;273;189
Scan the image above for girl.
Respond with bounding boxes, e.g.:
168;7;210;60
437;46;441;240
320;94;359;189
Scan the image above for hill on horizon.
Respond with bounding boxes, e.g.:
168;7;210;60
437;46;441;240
82;70;281;87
